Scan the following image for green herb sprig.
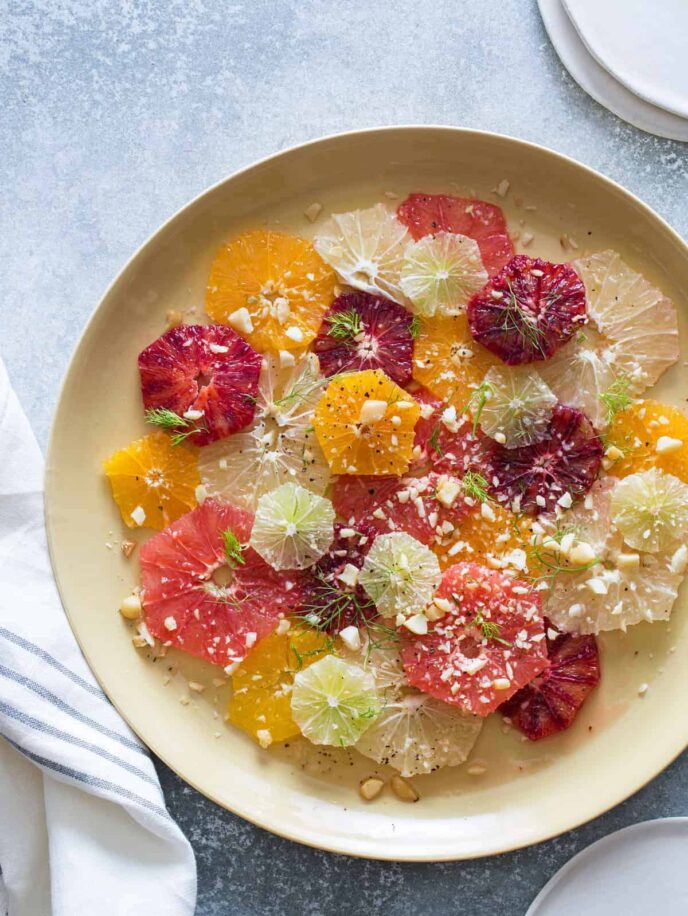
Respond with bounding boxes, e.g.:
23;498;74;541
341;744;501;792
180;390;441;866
144;407;204;446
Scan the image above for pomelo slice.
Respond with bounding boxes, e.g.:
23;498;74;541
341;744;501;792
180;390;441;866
467;256;587;365
500;622;600;741
140;498;307;667
399;232;488;317
138;324;262;445
478;366;557;448
397;193;514;275
605;400;688;483
402;562;547;716
290;655;380;747
313;291;414;385
359;531;441;620
610;468;688;553
249;483;335;570
314;203;410;304
543;478;688;633
198;352;330;510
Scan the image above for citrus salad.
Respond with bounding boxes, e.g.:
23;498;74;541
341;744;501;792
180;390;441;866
105;190;687;796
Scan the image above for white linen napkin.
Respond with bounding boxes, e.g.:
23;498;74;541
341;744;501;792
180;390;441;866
0;358;197;916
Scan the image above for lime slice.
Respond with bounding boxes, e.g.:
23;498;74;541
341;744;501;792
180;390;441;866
314;204;410;304
479;365;557;447
610;468;688;553
359;531;440;619
399;231;488;317
290;655;380;746
249;482;335;569
355;689;483;776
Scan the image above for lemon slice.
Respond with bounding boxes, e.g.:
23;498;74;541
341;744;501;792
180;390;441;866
249;482;335;570
359;531;440;619
355;689;482;777
400;231;488;317
314;204;410;304
290;655;380;746
610;468;688;553
479;365;557;447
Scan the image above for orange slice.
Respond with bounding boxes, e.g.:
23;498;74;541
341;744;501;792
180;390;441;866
606;400;688;483
228;626;332;744
103;431;199;530
205;229;337;353
433;502;536;574
412;313;498;409
313;369;420;475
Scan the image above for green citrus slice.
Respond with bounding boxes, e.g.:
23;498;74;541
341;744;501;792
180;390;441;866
290;655;380;746
610;468;688;553
399;231;488;317
359;531;441;619
249;482;335;569
479;365;557;447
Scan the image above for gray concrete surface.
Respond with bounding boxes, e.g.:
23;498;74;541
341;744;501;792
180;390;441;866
1;1;687;913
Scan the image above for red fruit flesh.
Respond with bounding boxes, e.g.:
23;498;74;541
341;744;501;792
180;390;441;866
332;472;470;546
397;193;514;275
485;404;603;515
138;324;262;445
313;292;414;385
401;562;548;716
412;387;494;476
140;499;307;667
500;621;600;740
467;256;587;364
304;522;377;633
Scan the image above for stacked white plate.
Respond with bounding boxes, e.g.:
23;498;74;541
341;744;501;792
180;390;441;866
538;0;688;140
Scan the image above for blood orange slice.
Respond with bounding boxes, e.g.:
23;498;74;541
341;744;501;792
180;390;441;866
486;404;604;515
140;498;307;667
313;291;414;385
401;562;548;716
138;324;262;445
500;622;600;740
467;256;587;365
397;193;514;275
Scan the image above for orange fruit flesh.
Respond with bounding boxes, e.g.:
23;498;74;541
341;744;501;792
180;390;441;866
103;431;199;530
228;626;331;743
313;369;420;476
432;502;537;572
606;400;688;483
205;228;337;353
413;313;498;409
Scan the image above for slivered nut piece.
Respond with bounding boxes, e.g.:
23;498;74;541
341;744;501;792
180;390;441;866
605;445;624;462
121;540;136;558
188;681;205;693
339;625;361;651
568;541;596;566
120;594;142;620
436;478;461;508
390;775;419;802
359;399;388;424
656;435;683;455
359;776;385;801
403;613;428;635
166;309;184;328
616;552;640;571
304;202;323;222
227;307;254;335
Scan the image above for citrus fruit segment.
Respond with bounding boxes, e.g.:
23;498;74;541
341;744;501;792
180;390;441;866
198;352;330;510
313;369;420;476
249;483;335;570
301;522;378;633
543;478;687;633
412;313;499;409
290;655;380;747
467;256;587;365
399;232;488;317
478;366;557;448
397;193;514;275
138;324;262;445
205;229;337;352
228;627;332;744
332;472;471;548
573;250;679;392
140;499;307;666
605;400;688;482
486;404;604;515
439;501;533;573
355;686;483;776
500;623;600;741
103;432;199;530
610;468;688;553
411;387;494;476
359;531;441;620
313;292;414;385
401;562;547;716
314;203;410;304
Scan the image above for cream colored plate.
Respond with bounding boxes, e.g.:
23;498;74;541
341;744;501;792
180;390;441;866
45;127;688;861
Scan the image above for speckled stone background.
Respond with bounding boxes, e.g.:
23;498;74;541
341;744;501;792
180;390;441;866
2;1;687;913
